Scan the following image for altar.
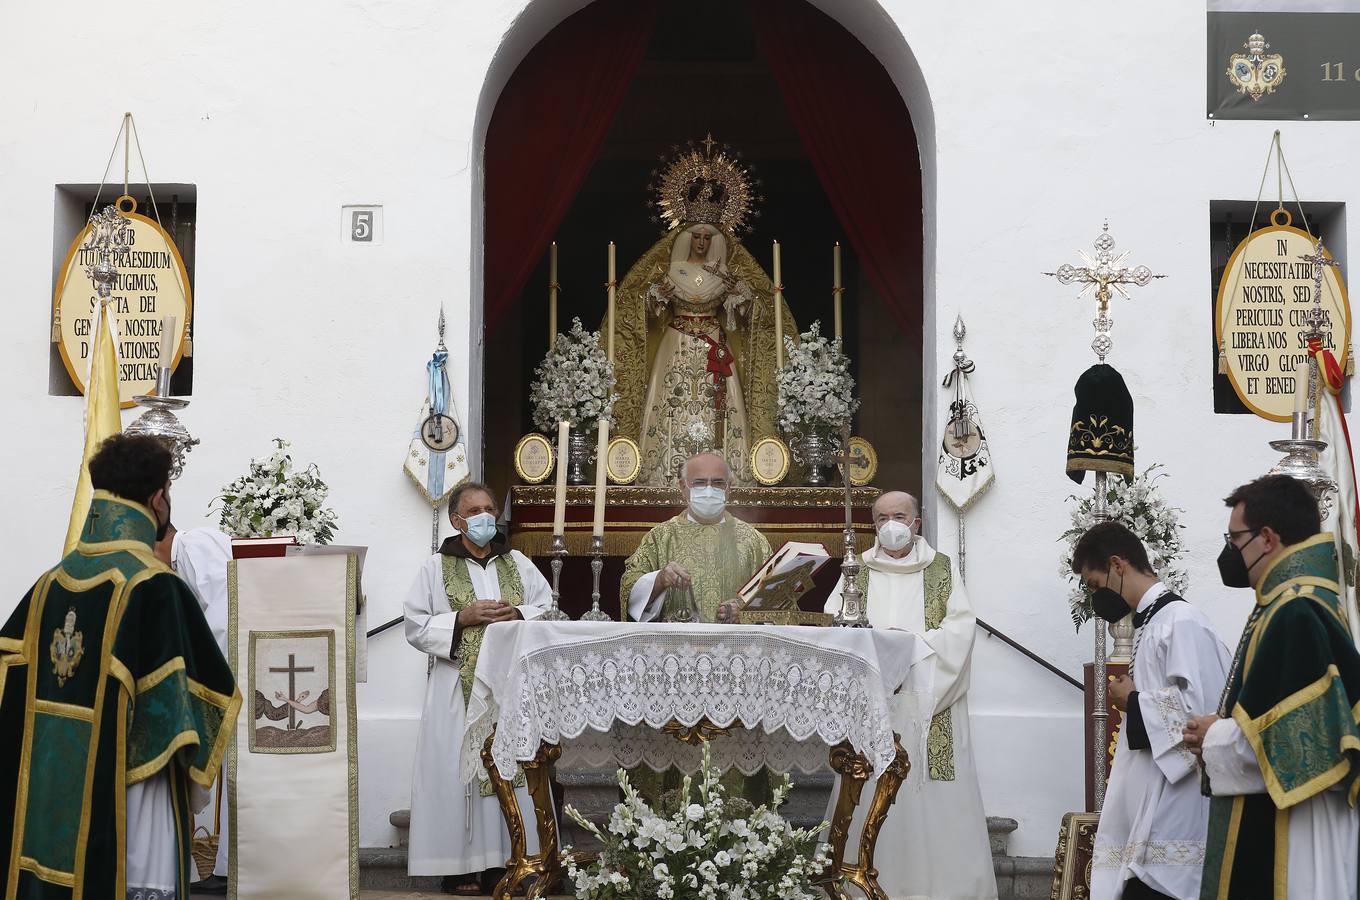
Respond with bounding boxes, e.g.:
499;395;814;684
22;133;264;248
463;619;932;900
507;485;879;619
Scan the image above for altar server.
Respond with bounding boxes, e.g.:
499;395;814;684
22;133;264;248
155;522;234;894
404;481;553;894
622;450;770;623
823;490;997;900
1184;475;1360;900
1073;521;1230;900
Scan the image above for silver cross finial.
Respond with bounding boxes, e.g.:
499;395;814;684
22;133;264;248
1297;237;1339;342
1044;223;1165;361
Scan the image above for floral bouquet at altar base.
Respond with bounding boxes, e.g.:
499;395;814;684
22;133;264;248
563;744;831;900
776;321;859;434
530;317;618;432
1059;463;1188;629
211;439;339;545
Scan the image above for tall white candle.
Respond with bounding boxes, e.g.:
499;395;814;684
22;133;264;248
833;242;843;343
553;420;570;536
773;240;784;369
159;314;177;370
607;242;617;364
593;418;610;537
549;241;559;352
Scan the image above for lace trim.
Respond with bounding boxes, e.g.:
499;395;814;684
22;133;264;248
1092;839;1206;868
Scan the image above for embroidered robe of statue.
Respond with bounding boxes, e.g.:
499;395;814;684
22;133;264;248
824;537;998;900
622;513;771;623
0;491;240;900
403;538;553;878
1092;585;1231;900
1200;533;1360;900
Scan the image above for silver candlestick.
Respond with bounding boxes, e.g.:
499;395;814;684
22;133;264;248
125;365;199;480
539;533;572;621
833;424;869;627
580;535;612;622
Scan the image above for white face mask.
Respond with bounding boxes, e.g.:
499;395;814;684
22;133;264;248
688;486;727;521
877;519;914;552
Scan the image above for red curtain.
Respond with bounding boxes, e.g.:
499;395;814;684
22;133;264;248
483;0;661;336
747;0;923;339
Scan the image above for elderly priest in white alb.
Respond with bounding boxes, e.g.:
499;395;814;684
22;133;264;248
403;482;553;893
1072;522;1230;900
824;491;998;900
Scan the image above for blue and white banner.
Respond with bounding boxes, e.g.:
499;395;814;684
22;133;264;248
403;347;469;506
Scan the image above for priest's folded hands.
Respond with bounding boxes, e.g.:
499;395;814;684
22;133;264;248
456;598;520;626
716;599;742;623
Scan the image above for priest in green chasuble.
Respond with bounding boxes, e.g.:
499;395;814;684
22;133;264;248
622;451;770;624
0;434;240;900
1184;474;1360;900
823;491;998;900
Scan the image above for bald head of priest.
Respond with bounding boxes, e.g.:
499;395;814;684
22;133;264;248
620;450;771;623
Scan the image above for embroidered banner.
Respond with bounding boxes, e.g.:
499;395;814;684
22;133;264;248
228;554;359;899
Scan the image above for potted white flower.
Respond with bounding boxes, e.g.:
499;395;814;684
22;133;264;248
529;318;618;484
776;321;859;485
212;439;339;550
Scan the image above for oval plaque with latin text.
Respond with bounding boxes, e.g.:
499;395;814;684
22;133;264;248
1216;219;1350;421
53;200;192;409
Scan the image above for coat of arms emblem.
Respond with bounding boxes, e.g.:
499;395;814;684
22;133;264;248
1227;32;1286;101
50;607;85;687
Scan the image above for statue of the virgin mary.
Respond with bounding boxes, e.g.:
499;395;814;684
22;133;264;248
609;138;798;485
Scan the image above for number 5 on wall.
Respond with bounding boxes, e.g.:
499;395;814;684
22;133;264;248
341;206;383;245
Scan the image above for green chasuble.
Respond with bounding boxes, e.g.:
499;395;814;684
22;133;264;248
1201;533;1360;900
621;514;771;622
0;491;240;900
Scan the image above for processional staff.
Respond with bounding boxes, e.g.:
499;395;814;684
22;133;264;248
1044;222;1163;811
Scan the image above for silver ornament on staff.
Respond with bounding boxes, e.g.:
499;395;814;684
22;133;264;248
833;423;869;627
1268;237;1338;510
1045;222;1164;812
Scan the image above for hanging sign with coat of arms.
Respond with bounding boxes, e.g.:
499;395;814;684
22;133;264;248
1216;210;1351;422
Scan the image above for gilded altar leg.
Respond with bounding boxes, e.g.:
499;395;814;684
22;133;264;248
819;740;871;900
482;735;566;900
850;733;911;900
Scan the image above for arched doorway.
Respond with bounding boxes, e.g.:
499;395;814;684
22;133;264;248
469;0;937;515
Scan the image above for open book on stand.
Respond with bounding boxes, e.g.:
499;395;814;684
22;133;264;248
737;541;834;625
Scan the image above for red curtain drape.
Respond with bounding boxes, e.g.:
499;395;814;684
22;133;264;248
747;0;923;339
483;0;661;336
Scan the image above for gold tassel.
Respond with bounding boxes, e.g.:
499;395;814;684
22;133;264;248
50;308;61;343
1217;341;1227;375
1348;345;1355;377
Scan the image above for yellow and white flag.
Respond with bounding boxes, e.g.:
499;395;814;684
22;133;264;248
1311;340;1360;644
64;299;123;552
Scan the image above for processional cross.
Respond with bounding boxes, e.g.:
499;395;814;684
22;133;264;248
270;653;315;730
1298;238;1339;345
1044;223;1165;362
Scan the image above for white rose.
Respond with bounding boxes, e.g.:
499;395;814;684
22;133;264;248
685;804;704;822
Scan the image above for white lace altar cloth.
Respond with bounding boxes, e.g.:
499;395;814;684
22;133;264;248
460;621;933;784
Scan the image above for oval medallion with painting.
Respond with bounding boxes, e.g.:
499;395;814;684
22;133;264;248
53;197;193;409
1216;210;1351;422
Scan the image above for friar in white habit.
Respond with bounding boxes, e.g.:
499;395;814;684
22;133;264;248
403;481;553;894
155;521;235;895
823;490;998;900
1072;521;1230;900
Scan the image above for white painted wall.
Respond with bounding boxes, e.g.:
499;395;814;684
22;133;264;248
1;0;1354;858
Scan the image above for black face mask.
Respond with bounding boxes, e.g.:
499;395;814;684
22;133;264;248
1218;531;1264;589
155;498;172;543
1091;570;1129;623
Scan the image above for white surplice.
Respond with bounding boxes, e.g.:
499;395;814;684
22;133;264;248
1091;584;1231;900
126;528;232;890
823;537;998;900
404;547;553;876
173;527;234;880
1202;717;1359;898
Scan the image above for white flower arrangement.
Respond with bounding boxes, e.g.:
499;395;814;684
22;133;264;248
212;439;339;545
776;321;859;433
1059;464;1188;629
530;318;617;432
563;744;830;900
